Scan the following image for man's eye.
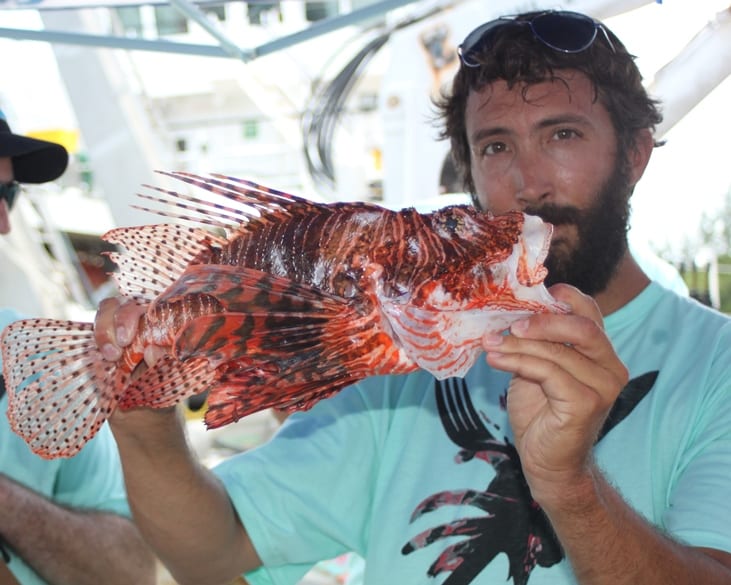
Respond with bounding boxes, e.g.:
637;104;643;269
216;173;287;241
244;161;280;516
554;128;579;140
483;142;507;155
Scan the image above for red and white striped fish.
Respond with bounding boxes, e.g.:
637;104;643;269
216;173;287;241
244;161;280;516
1;172;565;459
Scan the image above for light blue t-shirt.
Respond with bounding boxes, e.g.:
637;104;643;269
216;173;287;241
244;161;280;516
0;307;130;585
214;283;731;584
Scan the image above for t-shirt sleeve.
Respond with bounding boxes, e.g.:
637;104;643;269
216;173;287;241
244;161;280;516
663;325;731;553
54;424;130;517
213;376;393;585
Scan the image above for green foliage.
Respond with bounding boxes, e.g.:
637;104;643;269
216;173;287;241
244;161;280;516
692;187;731;314
679;254;731;315
718;254;731;314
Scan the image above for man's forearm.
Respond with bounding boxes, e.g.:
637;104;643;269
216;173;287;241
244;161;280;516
0;475;155;585
538;463;731;584
111;407;260;585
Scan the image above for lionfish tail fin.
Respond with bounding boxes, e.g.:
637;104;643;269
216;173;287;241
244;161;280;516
1;318;118;459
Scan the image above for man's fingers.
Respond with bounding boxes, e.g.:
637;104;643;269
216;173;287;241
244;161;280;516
547;283;603;325
486;343;621;408
483;301;629;405
509;313;609;359
95;297;124;360
94;297;146;361
114;300;147;345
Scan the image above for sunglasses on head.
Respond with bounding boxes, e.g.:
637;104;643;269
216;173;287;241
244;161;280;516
0;182;20;209
458;10;615;68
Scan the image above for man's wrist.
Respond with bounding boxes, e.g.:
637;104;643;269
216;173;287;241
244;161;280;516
528;461;602;517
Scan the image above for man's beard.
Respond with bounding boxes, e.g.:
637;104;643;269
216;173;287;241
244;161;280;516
525;157;633;296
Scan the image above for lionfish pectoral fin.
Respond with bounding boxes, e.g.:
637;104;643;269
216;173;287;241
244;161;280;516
117;355;214;410
173;308;346;365
203;367;360;429
169;268;352;364
1;319;119;459
154;268;402;423
200;308;403;426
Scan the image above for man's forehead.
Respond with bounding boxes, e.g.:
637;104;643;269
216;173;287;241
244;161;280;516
466;72;599;121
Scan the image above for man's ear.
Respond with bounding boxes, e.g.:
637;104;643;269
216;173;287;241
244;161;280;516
628;128;655;185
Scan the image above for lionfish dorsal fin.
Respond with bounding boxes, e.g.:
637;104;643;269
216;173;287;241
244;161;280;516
132;172;320;235
103;223;224;301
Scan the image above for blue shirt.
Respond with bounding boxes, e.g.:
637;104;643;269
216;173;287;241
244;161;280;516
215;283;731;584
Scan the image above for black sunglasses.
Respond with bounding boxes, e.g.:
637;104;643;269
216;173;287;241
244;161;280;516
458;10;615;68
0;182;20;209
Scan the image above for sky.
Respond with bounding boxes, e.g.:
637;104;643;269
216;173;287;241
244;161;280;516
0;0;729;260
601;0;731;259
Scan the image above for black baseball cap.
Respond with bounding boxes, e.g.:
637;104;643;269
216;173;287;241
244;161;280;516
0;109;68;184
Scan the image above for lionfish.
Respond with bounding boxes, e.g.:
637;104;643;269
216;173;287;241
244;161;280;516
1;172;564;459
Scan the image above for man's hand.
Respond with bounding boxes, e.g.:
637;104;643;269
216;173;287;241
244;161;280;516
481;284;628;505
93;297;177;438
94;297;165;367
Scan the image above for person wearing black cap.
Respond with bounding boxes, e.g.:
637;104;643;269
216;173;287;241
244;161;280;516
0;110;68;235
0;110;156;585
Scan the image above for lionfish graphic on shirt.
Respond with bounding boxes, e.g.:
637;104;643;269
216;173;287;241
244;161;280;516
401;371;658;584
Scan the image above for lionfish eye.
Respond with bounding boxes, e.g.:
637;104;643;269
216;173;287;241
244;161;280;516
442;213;463;234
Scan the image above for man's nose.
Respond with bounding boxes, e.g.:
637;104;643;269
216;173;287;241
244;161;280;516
509;149;553;208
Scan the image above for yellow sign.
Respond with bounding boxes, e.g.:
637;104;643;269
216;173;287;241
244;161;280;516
25;129;80;154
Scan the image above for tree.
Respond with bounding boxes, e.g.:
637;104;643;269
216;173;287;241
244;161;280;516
699;187;731;255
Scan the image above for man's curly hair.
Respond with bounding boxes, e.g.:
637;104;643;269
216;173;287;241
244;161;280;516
435;11;663;196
